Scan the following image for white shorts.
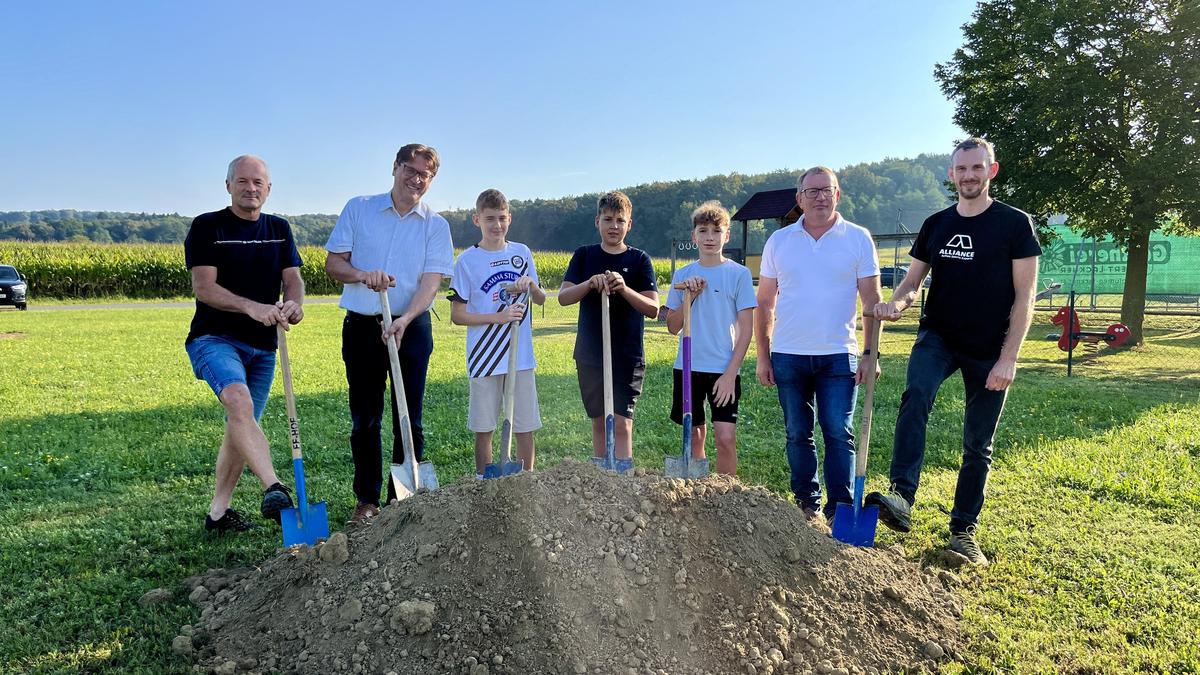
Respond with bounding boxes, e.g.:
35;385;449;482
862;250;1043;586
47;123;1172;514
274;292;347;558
467;368;543;433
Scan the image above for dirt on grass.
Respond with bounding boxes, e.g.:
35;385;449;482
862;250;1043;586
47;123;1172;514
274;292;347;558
177;460;963;674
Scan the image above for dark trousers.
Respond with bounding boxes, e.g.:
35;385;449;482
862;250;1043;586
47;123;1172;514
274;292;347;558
342;310;433;505
890;328;1009;532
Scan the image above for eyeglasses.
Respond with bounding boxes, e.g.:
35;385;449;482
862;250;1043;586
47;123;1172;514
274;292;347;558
800;187;836;199
399;163;436;182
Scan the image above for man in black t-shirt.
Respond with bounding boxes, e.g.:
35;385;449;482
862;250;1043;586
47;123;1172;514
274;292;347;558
184;155;305;534
867;138;1041;565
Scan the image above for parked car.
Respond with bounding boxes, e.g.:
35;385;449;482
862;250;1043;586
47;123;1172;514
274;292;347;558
0;265;29;310
879;265;932;289
879;265;909;289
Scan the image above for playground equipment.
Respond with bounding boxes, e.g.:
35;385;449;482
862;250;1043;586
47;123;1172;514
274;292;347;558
1051;291;1131;376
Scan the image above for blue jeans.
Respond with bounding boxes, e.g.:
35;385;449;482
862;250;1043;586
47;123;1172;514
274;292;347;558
185;334;276;422
890;328;1009;532
771;352;858;517
342;311;434;505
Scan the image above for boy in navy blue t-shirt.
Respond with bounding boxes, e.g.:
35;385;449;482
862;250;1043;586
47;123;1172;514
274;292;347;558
558;191;659;471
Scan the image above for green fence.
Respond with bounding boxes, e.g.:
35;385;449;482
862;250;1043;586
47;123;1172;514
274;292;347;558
1038;225;1200;303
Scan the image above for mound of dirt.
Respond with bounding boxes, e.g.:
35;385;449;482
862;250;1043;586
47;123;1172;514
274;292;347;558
180;460;962;674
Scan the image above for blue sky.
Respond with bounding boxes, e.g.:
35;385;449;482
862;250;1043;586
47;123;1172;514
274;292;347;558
0;1;975;216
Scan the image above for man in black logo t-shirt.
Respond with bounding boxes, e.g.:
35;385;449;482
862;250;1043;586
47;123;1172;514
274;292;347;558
184;155;305;534
866;138;1041;565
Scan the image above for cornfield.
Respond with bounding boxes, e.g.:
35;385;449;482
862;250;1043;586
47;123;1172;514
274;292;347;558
0;242;674;299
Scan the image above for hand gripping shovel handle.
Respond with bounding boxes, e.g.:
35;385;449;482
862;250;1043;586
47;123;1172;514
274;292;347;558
380;290;420;489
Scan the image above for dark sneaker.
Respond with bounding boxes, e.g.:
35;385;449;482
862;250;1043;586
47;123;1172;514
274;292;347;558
801;506;830;534
260;483;294;523
865;489;913;533
948;527;989;566
349;502;380;524
205;508;258;534
827;499;857;527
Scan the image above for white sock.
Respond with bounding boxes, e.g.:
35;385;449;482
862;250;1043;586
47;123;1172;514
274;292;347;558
475;474;484;481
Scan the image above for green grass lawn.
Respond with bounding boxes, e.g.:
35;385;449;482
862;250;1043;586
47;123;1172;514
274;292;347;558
0;301;1198;673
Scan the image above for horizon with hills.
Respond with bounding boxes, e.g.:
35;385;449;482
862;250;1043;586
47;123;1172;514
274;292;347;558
0;153;954;257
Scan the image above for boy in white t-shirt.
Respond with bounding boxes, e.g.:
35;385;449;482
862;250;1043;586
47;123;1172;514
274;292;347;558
449;189;546;477
665;201;757;475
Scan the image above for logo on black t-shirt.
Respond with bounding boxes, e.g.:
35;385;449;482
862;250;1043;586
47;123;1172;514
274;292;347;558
939;234;975;261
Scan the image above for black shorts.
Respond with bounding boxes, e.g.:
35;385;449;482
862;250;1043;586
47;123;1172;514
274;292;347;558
576;361;645;419
670;369;741;426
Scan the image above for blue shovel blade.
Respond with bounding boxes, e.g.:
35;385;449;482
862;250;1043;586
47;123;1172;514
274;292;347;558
591;455;615;470
281;501;330;548
482;460;521;479
664;454;710;479
831;503;880;548
592;414;617;471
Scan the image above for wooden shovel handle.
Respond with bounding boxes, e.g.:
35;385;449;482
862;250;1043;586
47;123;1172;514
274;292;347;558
277;325;303;462
500;284;524;462
601;291;613;420
379;290;417;468
854;318;882;477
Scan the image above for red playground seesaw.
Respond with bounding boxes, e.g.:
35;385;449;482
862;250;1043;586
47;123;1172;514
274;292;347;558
1051;305;1131;351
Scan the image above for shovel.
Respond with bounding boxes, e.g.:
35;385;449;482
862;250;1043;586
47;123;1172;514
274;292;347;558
832;314;882;547
592;290;632;473
665;286;709;479
276;325;330;548
379;290;440;500
483;285;526;479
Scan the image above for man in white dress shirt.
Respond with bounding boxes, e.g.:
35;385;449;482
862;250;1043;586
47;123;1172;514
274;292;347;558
324;143;454;522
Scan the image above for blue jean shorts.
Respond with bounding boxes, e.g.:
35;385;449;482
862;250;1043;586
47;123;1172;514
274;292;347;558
185;335;276;422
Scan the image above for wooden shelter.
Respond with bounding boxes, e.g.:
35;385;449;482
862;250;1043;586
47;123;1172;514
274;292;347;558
731;188;802;280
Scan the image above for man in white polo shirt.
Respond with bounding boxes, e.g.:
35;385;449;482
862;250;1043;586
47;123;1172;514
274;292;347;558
755;166;882;527
324;143;454;523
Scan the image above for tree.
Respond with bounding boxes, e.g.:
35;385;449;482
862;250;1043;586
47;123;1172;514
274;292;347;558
935;0;1200;343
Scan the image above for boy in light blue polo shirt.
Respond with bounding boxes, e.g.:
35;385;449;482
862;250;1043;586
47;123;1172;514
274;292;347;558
665;201;756;475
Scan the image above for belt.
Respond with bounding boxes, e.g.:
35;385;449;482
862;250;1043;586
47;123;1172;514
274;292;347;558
347;309;429;321
347;310;388;322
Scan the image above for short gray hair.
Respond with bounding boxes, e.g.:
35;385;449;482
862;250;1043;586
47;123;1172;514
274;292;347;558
226;154;269;182
796;166;839;190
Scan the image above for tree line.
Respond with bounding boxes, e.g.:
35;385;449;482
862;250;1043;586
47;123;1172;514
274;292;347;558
0;154;953;257
0;210;339;249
